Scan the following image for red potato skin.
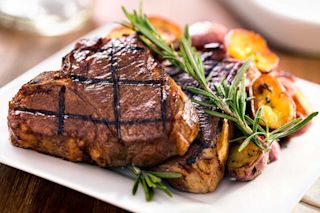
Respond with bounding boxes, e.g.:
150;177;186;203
229;152;269;181
272;71;313;137
268;141;281;163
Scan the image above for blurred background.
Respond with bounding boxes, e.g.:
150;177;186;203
0;0;319;87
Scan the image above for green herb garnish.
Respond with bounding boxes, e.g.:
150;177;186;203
129;165;181;201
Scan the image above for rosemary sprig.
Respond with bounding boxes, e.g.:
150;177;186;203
122;5;318;153
128;165;181;201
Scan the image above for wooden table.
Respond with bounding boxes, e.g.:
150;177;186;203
0;0;319;212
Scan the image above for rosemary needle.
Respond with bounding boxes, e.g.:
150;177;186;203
128;165;181;201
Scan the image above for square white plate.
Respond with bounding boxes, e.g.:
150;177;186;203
0;24;319;213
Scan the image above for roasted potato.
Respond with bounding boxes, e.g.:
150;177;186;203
227;142;268;181
148;16;182;44
273;71;313;135
293;89;312;118
251;74;296;129
108;16;181;45
225;29;279;72
272;70;312;118
291;89;313;135
272;71;296;97
155;119;230;193
268;141;280;163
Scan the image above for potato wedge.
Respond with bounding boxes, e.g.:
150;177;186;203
148;16;182;44
156;119;230;193
227;142;268;181
273;71;313;136
251;74;296;129
276;71;312;117
225;29;279;72
108;16;182;45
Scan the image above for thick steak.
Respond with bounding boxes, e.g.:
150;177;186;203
157;48;243;193
8;35;199;167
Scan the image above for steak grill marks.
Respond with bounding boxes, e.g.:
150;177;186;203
160;71;167;131
69;75;163;86
14;107;164;125
110;43;121;139
57;86;66;135
14;43;169;139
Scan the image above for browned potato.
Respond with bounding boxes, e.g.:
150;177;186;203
273;71;313;135
251;74;296;129
227;142;268;181
272;70;312;118
225;29;279;72
155;119;230;193
148;16;182;44
108;16;181;45
271;71;296;97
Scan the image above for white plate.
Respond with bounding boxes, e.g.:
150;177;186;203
0;24;320;213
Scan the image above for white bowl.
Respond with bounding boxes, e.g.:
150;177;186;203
223;0;320;55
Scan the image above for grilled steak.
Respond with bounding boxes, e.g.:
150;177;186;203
156;47;243;193
8;35;199;167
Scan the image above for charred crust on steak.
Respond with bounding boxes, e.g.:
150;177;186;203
8;35;199;167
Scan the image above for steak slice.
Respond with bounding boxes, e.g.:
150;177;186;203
156;48;243;193
8;35;199;167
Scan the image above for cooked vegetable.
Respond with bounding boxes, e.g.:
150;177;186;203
272;71;296;97
273;71;313;135
109;16;181;45
148;16;182;44
293;89;312;118
288;89;313;136
275;72;312;118
227;142;268;181
225;29;279;72
268;141;280;163
251;74;296;129
156;119;230;193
